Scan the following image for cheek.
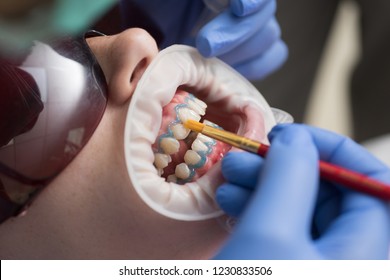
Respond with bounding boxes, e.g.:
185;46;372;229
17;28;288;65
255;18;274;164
92;103;158;203
94;106;132;183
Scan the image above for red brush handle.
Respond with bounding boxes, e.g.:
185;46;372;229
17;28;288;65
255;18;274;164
257;144;390;200
319;161;390;200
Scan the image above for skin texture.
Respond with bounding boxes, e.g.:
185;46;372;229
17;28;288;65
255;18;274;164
0;29;228;259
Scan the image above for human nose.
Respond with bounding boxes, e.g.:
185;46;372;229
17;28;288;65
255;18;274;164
87;28;159;105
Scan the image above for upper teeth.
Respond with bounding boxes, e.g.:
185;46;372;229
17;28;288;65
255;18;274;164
171;123;190;140
194;98;207;109
187;99;206;116
178;107;201;124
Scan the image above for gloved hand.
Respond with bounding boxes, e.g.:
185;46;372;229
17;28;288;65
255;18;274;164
120;0;287;80
215;124;390;259
196;0;288;80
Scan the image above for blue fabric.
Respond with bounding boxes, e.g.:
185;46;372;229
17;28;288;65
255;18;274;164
120;0;204;47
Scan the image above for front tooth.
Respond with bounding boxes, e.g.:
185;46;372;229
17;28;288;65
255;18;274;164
188;100;205;116
160;137;180;155
178;107;201;124
175;163;191;179
154;153;172;169
197;133;213;144
194;97;207;109
184;150;201;165
171;123;190;140
191;139;208;152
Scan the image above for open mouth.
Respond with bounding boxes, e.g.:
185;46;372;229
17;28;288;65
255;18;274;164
153;90;231;184
124;45;276;221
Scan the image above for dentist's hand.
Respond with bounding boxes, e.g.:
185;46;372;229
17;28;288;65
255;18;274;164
215;124;390;259
122;0;287;80
197;0;288;80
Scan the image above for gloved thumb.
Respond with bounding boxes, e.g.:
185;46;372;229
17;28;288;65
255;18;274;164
237;125;319;237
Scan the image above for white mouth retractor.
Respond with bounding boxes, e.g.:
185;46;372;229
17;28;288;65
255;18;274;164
124;45;278;221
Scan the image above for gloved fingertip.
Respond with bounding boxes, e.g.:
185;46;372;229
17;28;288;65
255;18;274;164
268;123;291;141
215;184;246;217
231;0;246;16
221;151;239;168
196;35;213;57
275;124;313;146
235;39;288;80
215;185;226;203
231;0;268;16
279;39;289;58
215;185;235;215
221;152;261;174
268;16;281;37
270;40;289;69
221;152;243;178
222;151;250;164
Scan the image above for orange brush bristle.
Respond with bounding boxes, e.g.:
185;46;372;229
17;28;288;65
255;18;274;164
184;120;205;133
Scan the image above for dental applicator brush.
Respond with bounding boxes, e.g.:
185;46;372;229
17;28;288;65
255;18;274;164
184;120;390;201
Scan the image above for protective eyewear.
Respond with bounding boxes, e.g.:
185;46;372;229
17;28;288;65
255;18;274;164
0;31;108;221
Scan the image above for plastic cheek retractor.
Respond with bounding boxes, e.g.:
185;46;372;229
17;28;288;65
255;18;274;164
124;45;289;221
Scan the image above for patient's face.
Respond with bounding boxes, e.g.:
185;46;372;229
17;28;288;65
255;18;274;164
0;28;275;259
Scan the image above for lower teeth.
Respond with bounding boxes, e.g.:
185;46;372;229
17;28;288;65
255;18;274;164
175;163;191;179
154;153;171;169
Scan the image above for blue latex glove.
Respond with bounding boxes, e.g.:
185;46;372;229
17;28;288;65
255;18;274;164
120;0;287;80
215;124;390;259
197;0;288;80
